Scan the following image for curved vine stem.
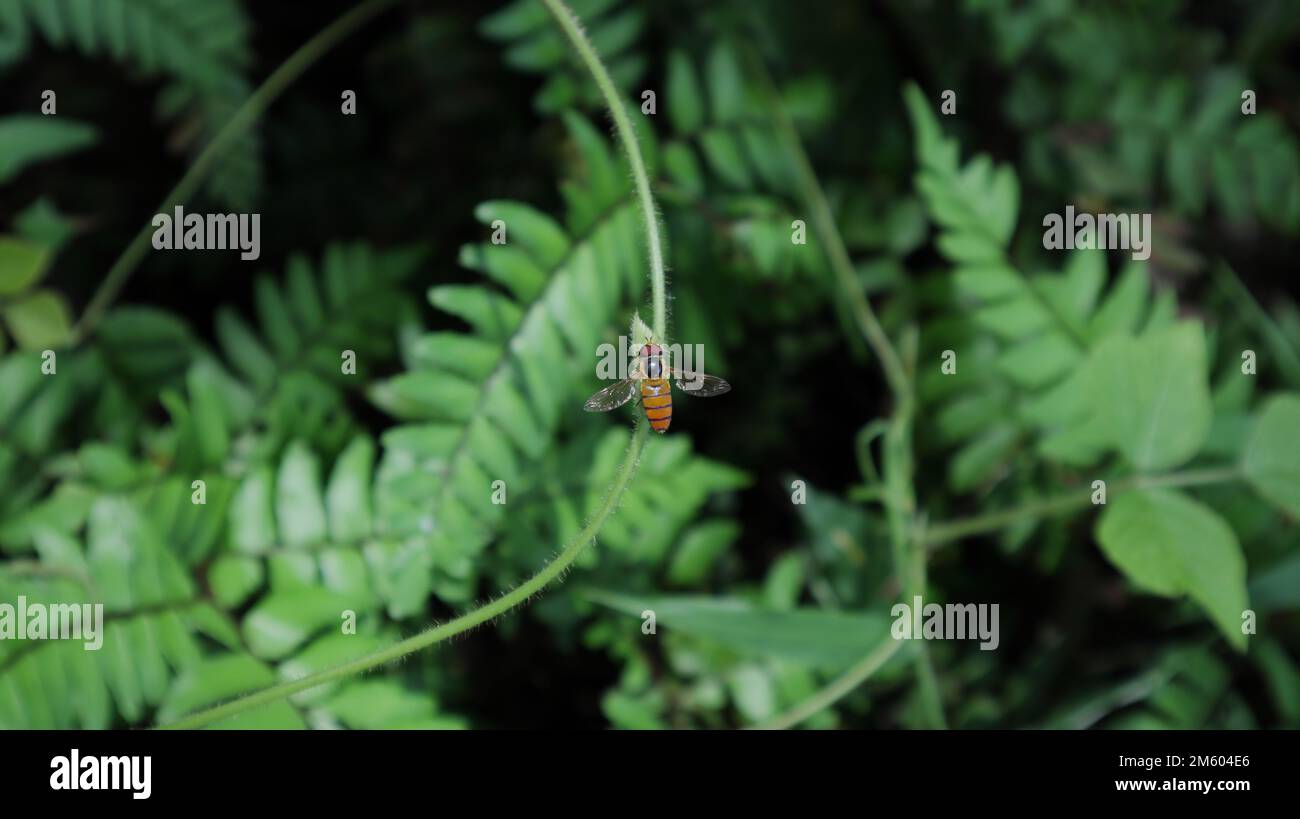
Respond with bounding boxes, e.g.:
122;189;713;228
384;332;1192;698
923;465;1243;549
742;47;943;727
70;0;400;346
540;0;666;340
161;423;647;730
754;637;904;730
159;0;669;729
741;46;908;398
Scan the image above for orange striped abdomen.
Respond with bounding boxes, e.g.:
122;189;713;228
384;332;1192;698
641;378;672;433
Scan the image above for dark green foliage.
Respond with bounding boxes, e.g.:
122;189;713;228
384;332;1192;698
482;0;646;113
1;0;1298;730
0;0;260;207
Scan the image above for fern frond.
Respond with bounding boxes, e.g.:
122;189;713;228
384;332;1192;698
158;242;424;468
658;43;833;282
1045;646;1248;729
367;113;647;602
904;83;1202;490
0;497;250;728
481;0;646;113
496;426;748;577
0;0;259;207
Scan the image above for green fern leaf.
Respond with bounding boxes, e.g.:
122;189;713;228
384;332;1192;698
368;114;647;602
0;0;258;208
482;0;645;114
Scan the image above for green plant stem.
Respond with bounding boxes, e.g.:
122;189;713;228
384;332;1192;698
884;391;945;727
744;48;909;398
160;0;672;731
744;50;936;727
755;637;904;730
540;0;666;341
160;423;649;729
923;465;1244;549
761;463;1242;730
1214;261;1300;388
70;0;400;346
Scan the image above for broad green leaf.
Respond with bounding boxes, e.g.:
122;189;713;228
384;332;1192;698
1241;394;1300;518
2;289;72;349
1095;489;1248;650
0;236;50;295
1090;321;1212;470
586;590;894;670
0;116;97;184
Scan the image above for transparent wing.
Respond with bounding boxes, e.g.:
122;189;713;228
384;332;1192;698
672;370;731;398
583;378;639;412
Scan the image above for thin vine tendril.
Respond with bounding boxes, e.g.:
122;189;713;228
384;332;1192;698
159;0;668;729
161;423;647;730
71;0;399;345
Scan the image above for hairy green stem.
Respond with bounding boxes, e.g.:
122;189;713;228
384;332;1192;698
755;637;905;730
923;465;1244;549
161;423;648;729
160;0;670;730
540;0;666;340
70;0;400;345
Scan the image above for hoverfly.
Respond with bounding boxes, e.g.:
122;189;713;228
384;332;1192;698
583;339;730;433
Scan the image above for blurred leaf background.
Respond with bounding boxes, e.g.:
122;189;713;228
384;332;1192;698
0;0;1298;729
